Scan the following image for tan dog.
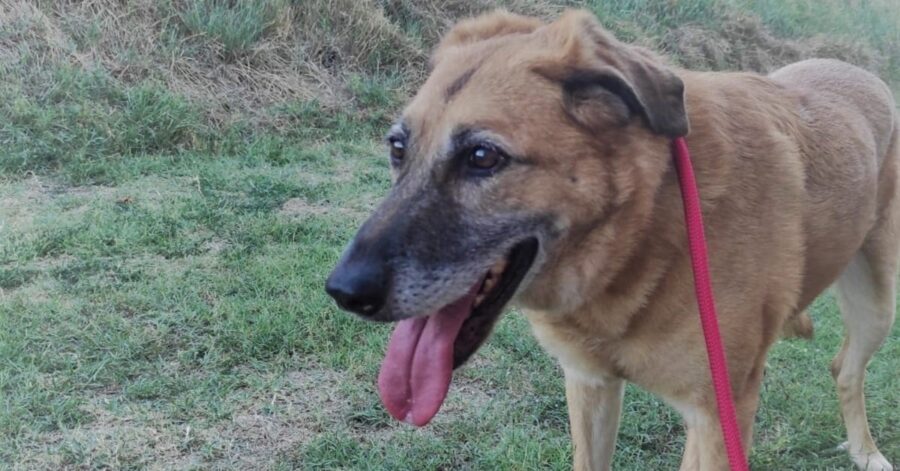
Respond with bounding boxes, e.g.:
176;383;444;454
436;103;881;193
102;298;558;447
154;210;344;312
326;9;898;471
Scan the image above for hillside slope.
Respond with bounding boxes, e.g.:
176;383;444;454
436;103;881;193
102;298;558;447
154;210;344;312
1;0;898;179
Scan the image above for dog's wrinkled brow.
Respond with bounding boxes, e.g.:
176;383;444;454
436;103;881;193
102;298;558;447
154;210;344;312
444;66;478;102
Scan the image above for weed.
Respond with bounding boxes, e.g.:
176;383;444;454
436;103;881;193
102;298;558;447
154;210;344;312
175;0;287;59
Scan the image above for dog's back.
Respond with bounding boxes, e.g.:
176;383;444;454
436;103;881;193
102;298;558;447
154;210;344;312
770;59;896;168
765;60;899;309
771;59;899;470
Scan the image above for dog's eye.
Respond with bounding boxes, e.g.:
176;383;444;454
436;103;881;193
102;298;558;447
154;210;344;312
467;146;504;172
388;138;405;166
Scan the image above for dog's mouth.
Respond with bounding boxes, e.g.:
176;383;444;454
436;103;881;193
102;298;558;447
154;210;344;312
377;237;539;426
455;237;540;368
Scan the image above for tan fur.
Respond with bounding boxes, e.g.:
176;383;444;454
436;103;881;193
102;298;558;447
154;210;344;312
781;310;814;339
403;10;899;471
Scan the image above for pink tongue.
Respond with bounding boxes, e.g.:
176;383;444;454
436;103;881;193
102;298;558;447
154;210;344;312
377;291;476;426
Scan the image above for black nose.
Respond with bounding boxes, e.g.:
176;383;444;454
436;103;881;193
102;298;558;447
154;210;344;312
325;258;388;317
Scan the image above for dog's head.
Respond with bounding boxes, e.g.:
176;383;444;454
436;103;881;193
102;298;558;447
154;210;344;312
325;9;687;425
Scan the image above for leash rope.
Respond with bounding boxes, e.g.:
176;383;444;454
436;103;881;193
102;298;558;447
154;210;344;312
672;137;750;471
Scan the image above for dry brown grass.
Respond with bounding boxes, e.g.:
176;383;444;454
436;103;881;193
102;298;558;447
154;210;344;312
7;363;507;470
2;0;893;131
665;13;883;74
9;370;322;470
2;0;408;125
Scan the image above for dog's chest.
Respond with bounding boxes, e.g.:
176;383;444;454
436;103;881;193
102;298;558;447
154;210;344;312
524;311;623;381
523;308;708;401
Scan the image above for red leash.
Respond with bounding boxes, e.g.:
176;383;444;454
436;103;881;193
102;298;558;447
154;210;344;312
672;137;749;471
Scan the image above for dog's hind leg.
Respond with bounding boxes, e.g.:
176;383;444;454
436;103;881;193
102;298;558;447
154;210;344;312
832;203;899;470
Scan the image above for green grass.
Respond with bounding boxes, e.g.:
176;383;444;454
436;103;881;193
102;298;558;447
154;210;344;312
1;0;899;469
175;0;287;58
0;65;206;179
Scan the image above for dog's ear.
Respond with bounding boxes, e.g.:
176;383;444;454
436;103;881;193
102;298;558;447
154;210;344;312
535;10;689;138
432;10;543;67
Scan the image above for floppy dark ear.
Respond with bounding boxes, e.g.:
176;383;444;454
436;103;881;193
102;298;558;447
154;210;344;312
613;46;689;137
537;10;689;138
551;66;635;131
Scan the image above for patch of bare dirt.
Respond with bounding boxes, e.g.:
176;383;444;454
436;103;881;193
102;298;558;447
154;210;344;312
0;176;54;233
201;238;228;255
204;368;349;469
205;363;506;467
278;196;371;222
63;185;117;198
10;355;519;468
12;393;200;471
277;198;330;218
439;360;501;417
11;367;360;469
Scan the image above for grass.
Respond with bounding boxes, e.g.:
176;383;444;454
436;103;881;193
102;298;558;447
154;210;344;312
176;0;287;59
1;0;899;469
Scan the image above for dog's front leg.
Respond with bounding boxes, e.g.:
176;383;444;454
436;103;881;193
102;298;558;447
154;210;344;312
565;372;625;471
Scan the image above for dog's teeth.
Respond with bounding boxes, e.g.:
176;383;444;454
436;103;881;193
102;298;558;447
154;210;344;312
482;278;496;293
476;258;509;303
490;259;507;277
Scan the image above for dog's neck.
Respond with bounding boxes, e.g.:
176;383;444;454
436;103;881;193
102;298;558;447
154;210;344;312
521;73;741;339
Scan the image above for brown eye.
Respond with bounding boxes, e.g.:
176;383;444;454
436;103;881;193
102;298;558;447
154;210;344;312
468;145;503;171
389;138;405;166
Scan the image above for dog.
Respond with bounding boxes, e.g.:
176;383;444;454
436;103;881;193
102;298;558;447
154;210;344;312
326;9;898;471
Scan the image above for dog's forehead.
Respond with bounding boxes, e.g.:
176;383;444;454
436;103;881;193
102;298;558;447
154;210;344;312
401;37;559;157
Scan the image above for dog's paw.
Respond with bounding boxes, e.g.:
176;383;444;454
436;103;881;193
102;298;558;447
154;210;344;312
838;442;894;471
853;455;894;471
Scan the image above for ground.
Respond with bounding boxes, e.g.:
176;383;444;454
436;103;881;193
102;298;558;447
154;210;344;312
1;1;899;469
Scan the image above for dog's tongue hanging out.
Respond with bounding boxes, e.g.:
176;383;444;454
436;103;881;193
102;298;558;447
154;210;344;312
377;288;478;426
